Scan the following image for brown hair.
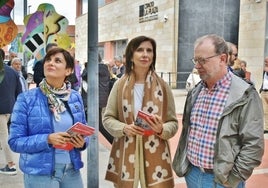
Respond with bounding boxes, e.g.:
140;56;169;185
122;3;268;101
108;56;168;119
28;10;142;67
124;36;156;75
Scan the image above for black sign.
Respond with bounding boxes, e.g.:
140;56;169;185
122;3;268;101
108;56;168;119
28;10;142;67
139;1;158;23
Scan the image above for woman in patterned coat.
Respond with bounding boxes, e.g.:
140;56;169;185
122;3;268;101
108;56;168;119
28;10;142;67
103;36;178;188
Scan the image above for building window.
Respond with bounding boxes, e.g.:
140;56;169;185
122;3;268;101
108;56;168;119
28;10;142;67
82;0;87;13
115;40;127;56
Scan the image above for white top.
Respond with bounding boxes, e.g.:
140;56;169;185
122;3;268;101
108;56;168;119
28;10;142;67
134;83;144;118
263;73;268;89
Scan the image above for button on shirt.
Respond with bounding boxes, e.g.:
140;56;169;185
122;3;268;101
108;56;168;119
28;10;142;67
187;72;231;169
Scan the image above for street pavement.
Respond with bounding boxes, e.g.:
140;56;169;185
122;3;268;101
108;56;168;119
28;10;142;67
0;89;187;188
2;89;268;187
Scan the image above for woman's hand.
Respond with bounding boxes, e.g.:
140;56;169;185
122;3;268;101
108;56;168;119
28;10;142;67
48;132;71;145
70;134;85;148
147;115;163;134
123;123;144;136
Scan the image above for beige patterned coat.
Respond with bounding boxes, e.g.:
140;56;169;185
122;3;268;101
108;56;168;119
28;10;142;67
103;73;178;188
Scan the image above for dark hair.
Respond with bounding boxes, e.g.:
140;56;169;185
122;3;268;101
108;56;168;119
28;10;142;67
0;48;5;60
84;62;88;69
45;43;58;53
44;47;74;70
98;54;102;63
125;36;156;75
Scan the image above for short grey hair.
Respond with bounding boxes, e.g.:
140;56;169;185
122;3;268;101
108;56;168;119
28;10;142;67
194;34;229;59
226;42;233;55
11;57;22;65
114;55;122;62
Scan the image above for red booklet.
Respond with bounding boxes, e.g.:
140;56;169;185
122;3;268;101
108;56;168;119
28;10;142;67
54;122;95;150
67;122;95;137
134;110;154;136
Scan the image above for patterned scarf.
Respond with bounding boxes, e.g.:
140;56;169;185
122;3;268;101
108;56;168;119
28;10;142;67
105;71;174;188
39;79;71;121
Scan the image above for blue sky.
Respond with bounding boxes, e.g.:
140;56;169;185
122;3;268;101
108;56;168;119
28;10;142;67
12;0;76;25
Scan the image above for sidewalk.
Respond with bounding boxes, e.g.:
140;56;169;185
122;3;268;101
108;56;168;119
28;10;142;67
0;142;113;188
0;89;186;188
1;89;268;187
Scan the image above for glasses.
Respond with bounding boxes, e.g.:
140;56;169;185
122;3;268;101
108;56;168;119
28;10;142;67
191;54;219;65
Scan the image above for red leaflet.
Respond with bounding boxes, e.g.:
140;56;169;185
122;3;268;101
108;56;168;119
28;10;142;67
135;110;154;136
54;122;95;150
67;122;95;137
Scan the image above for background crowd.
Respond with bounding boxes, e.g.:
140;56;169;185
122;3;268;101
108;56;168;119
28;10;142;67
0;33;267;188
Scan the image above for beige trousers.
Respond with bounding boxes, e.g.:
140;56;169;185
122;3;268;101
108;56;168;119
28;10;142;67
0;114;14;164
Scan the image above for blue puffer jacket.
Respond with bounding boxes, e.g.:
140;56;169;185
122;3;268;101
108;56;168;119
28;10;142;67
8;87;88;175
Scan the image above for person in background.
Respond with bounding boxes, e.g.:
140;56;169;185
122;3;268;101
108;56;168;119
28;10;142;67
72;59;81;91
33;43;58;87
0;49;22;175
8;47;89;187
7;51;27;79
81;62;88;114
106;60;118;92
232;58;245;79
240;60;252;82
109;59;118;76
185;67;201;92
7;51;17;66
98;55;114;144
226;42;238;71
260;56;268;134
114;55;125;78
81;55;113;144
172;34;264;188
11;57;28;92
103;36;178;187
68;52;81;91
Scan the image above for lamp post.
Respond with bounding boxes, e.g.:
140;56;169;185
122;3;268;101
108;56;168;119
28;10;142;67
23;0;28;66
87;0;99;187
24;0;27;16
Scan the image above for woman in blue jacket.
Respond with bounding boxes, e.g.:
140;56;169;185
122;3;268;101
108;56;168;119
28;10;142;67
8;47;89;188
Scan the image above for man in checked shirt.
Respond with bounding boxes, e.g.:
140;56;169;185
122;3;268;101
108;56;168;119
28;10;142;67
172;34;264;188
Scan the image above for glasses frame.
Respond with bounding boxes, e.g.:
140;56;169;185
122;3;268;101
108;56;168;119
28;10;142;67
191;54;219;65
